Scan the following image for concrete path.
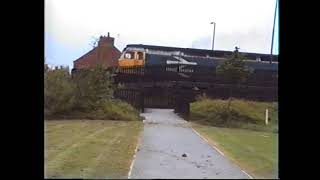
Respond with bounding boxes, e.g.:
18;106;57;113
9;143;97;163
129;108;251;179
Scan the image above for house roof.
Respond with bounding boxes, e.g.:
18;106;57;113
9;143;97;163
73;47;97;62
126;44;278;62
74;45;121;63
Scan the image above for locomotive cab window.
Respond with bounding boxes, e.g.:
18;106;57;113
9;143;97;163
137;52;143;60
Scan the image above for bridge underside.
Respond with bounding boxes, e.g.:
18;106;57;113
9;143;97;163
114;81;277;117
72;66;278;117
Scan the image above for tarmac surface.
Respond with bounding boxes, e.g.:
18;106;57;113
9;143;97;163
129;108;250;179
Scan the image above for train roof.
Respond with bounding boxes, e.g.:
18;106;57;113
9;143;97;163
126;44;278;62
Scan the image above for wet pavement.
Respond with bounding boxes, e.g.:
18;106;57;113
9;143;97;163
129;108;250;179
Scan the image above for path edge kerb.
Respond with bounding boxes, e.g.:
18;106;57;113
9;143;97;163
127;126;143;179
190;126;254;179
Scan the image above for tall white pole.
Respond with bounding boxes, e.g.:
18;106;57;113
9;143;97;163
212;23;216;51
211;22;216;52
265;109;269;125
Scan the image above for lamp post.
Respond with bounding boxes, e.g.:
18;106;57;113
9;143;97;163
211;21;216;52
270;0;278;63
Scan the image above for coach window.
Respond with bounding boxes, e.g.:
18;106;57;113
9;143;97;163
137;52;143;60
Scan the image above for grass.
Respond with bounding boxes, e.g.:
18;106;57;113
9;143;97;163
45;120;143;179
190;98;278;178
192;124;278;179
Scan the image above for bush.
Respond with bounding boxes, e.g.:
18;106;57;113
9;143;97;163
190;97;278;131
72;65;114;111
44;66;76;116
44;64;142;121
101;100;142;121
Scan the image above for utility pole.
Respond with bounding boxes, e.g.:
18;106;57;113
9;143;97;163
211;21;216;53
270;0;278;63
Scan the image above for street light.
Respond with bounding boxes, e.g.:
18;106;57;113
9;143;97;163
210;21;216;52
270;0;278;63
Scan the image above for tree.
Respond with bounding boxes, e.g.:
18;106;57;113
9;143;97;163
89;36;99;48
44;66;76;116
216;46;253;109
72;65;115;111
44;63;116;118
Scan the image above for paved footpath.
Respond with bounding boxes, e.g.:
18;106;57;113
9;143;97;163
129;108;251;179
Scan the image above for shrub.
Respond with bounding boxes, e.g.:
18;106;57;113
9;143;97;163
72;65;114;111
101;100;142;121
44;66;76;116
69;100;142;121
190;97;278;131
44;64;142;121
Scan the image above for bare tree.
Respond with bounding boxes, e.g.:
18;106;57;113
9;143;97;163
89;36;99;48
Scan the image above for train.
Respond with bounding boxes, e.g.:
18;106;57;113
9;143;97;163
118;44;277;67
115;44;278;103
117;44;278;83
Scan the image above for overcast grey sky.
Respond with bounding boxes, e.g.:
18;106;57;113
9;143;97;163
45;0;279;68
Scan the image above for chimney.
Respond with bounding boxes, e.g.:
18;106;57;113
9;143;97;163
98;32;115;47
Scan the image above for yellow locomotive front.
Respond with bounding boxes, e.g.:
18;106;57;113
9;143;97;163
118;50;145;67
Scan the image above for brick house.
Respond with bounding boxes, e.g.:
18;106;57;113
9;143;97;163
73;33;121;70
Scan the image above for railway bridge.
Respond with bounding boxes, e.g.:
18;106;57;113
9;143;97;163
113;65;278;117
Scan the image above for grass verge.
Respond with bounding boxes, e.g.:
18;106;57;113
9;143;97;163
190;98;278;178
45;120;143;179
192;122;278;179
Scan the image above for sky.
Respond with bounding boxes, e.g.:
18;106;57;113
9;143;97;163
45;0;279;68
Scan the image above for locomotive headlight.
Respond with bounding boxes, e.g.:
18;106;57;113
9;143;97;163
125;53;131;59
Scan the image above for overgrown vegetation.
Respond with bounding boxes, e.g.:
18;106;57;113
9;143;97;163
44;64;141;121
44;66;76;116
190;96;278;132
